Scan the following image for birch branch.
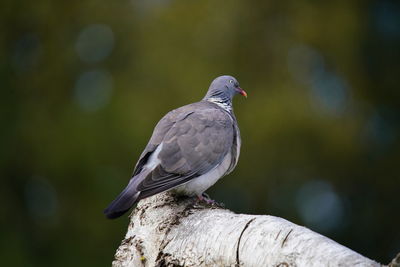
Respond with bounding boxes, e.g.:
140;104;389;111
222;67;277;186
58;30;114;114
111;192;386;267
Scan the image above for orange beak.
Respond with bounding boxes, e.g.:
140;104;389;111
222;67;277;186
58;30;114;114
238;87;247;98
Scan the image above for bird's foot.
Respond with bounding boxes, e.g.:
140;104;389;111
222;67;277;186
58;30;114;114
198;192;215;204
192;193;225;209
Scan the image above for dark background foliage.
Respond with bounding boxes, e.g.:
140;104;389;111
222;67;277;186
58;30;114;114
1;0;399;266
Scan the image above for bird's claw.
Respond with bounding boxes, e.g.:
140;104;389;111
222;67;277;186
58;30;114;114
191;193;225;209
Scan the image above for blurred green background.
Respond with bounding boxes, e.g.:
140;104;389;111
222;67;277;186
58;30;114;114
1;0;399;266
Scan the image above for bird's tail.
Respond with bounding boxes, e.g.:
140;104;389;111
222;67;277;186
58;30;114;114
104;179;140;219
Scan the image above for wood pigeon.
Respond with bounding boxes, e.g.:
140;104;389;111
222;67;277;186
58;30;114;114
104;75;247;219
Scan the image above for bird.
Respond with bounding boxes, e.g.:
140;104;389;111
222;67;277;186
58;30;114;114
104;75;247;219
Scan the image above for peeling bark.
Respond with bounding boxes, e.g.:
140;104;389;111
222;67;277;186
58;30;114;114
111;192;386;267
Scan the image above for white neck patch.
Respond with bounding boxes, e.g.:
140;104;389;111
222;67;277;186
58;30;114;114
207;97;232;112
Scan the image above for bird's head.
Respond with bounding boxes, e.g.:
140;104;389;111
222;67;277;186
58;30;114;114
204;75;247;102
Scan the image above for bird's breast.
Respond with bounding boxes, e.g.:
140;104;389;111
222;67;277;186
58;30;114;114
173;151;232;196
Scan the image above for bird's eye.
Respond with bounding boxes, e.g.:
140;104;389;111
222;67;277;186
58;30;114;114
229;79;234;84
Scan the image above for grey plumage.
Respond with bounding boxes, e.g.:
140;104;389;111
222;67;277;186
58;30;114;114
104;75;246;219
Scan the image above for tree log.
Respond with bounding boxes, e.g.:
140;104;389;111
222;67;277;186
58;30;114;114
111;192;384;267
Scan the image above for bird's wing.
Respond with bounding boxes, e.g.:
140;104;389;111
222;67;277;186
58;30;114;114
131;106;188;177
133;105;234;199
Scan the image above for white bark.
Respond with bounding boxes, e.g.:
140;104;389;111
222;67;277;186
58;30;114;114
112;192;383;267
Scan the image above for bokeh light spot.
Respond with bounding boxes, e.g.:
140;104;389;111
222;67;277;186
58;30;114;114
131;0;172;14
364;110;396;150
374;1;400;39
12;33;42;73
75;24;114;63
296;180;344;233
310;72;349;116
287;44;325;86
74;69;113;112
24;177;59;223
287;44;350;116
